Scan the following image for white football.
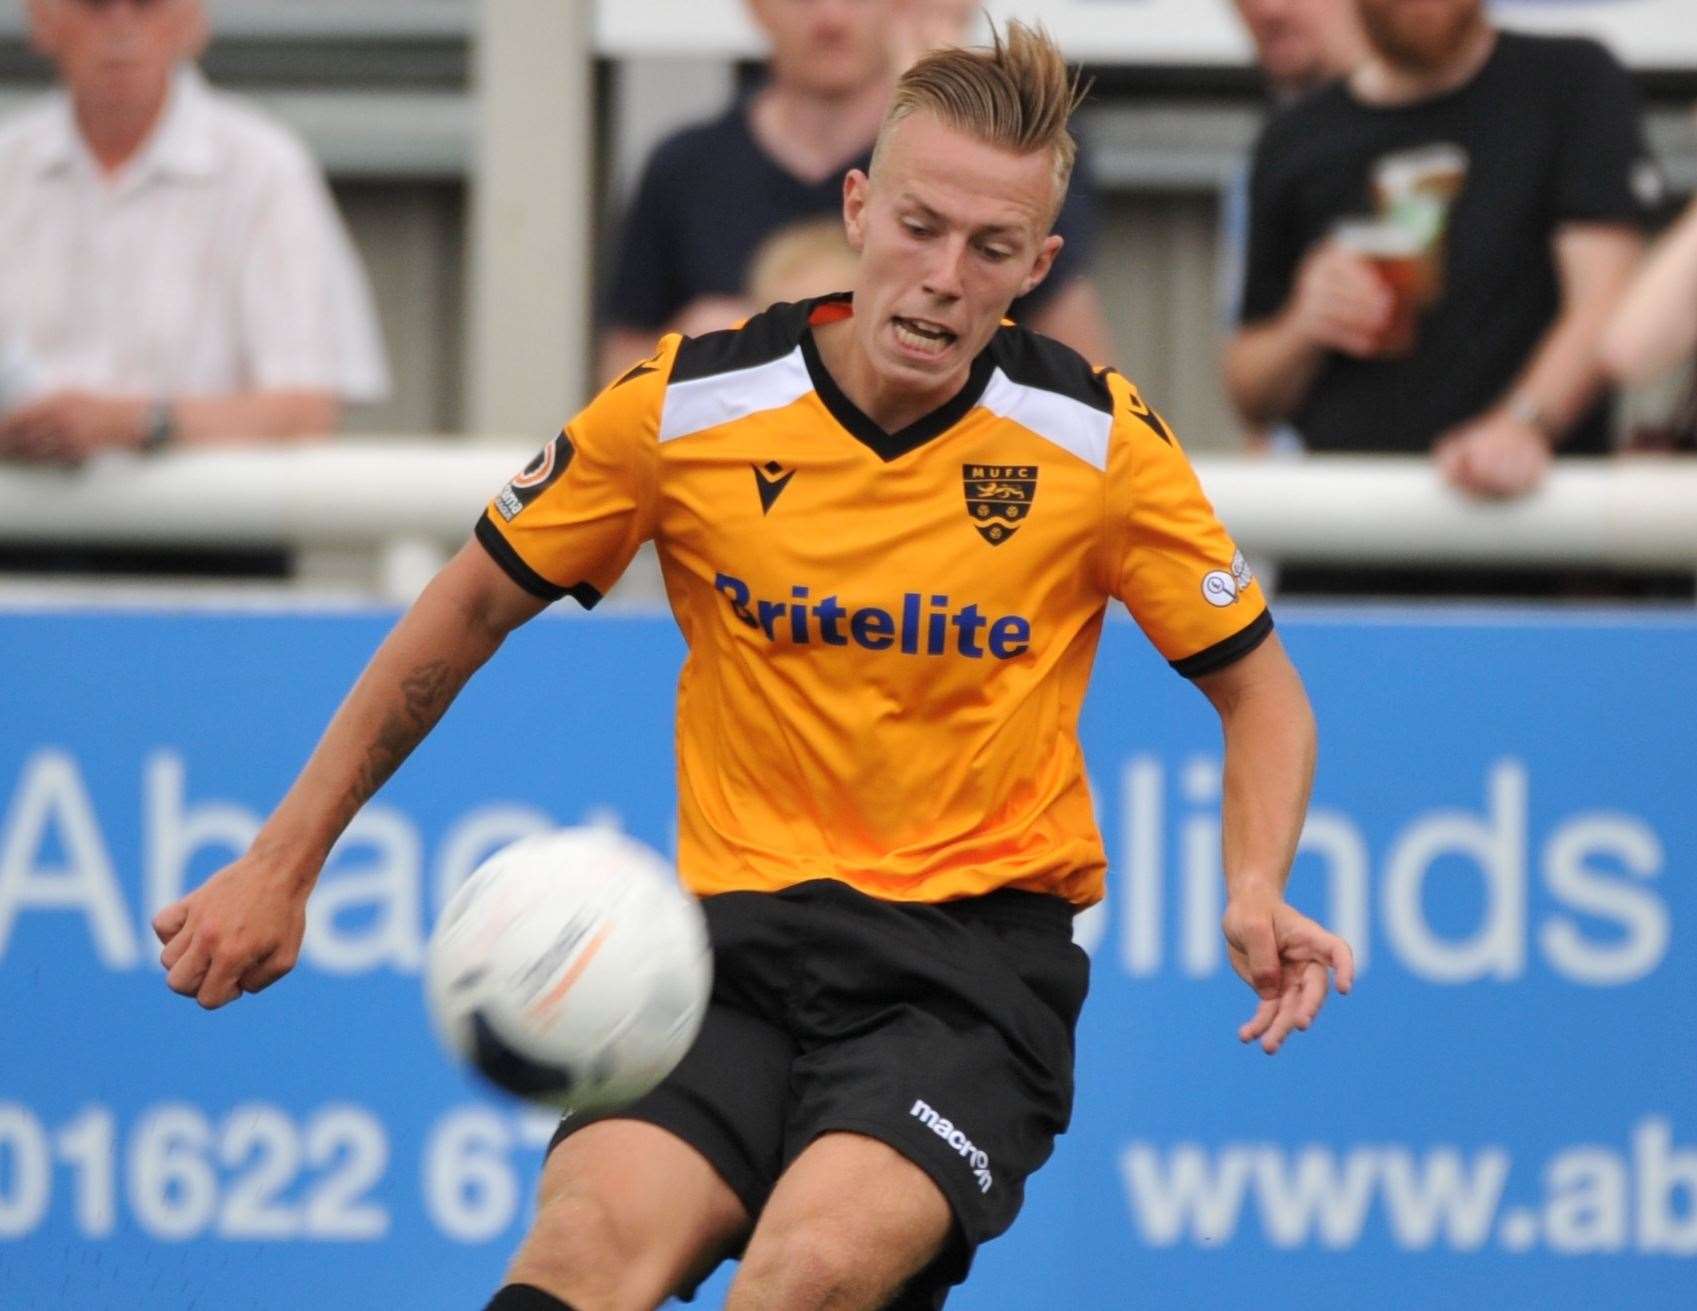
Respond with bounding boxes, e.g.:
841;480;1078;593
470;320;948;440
425;827;711;1113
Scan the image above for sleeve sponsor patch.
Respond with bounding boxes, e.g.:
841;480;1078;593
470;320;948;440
496;431;575;521
1202;550;1257;607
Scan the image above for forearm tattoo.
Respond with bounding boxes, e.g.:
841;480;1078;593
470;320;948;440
343;659;465;816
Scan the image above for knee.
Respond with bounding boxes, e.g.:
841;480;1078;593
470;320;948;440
734;1223;872;1309
508;1189;651;1310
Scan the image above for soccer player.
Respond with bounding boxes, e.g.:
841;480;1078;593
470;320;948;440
153;23;1354;1311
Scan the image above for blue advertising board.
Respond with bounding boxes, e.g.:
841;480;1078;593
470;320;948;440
1;606;1693;1309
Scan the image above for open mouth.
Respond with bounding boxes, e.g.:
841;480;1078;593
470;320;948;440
891;316;957;358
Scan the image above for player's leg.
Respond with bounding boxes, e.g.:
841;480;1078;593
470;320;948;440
494;995;797;1310
498;1119;748;1310
737;880;1091;1309
725;1130;953;1311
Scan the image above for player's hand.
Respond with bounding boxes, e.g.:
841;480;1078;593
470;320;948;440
1222;881;1354;1055
0;391;147;465
670;295;755;340
152;852;313;1010
1288;241;1394;359
1433;409;1553;498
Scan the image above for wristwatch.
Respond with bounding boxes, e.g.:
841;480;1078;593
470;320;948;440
140;398;176;453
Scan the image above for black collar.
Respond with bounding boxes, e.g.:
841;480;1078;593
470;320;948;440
799;322;995;462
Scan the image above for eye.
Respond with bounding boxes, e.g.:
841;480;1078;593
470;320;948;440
978;244;1013;263
901;220;932;239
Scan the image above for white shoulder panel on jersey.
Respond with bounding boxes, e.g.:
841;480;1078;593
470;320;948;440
658;347;813;444
978;367;1112;471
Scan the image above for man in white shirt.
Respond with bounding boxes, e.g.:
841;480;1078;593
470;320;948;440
0;0;388;465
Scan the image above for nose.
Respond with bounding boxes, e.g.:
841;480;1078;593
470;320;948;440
921;236;969;302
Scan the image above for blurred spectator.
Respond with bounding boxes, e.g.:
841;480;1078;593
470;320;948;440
599;0;1111;381
1602;155;1697;453
1220;0;1370;426
745;216;861;310
885;0;980;77
1234;0;1369;104
0;0;387;466
1225;0;1653;501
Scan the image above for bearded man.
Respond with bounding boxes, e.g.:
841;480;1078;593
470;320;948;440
1225;0;1654;505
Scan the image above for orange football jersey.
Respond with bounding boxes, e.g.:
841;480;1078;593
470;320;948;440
479;296;1269;907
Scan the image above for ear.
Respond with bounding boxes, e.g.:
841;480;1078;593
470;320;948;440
842;168;871;254
1017;233;1064;300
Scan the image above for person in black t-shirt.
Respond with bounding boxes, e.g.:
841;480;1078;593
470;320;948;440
1226;0;1654;499
598;0;1110;383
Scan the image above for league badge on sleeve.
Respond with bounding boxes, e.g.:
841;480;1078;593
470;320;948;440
963;464;1038;546
496;431;576;521
1202;551;1256;607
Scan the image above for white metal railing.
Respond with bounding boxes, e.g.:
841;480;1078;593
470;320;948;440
1;443;1694;602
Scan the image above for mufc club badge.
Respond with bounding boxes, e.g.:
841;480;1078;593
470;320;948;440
962;463;1037;546
495;430;575;521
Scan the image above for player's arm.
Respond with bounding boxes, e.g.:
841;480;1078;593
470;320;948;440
1194;632;1354;1055
1104;371;1350;1049
152;541;547;1010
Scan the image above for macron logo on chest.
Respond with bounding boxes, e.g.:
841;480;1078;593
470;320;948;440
752;460;796;514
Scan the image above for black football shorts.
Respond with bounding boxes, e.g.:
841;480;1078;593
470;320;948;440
549;877;1090;1307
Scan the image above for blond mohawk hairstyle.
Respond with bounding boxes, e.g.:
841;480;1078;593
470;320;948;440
872;19;1090;209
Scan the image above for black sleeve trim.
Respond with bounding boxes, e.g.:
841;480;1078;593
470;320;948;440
474;512;570;603
1170;608;1274;680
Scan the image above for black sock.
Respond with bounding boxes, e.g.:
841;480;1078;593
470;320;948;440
483;1285;579;1311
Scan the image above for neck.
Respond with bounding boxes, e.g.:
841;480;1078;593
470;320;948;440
814;315;967;433
749;78;891;185
1352;22;1496;107
74;83;173;176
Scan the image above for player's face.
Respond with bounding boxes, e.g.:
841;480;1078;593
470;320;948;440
750;0;893;97
843;112;1063;397
1355;0;1485;72
30;0;205;119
